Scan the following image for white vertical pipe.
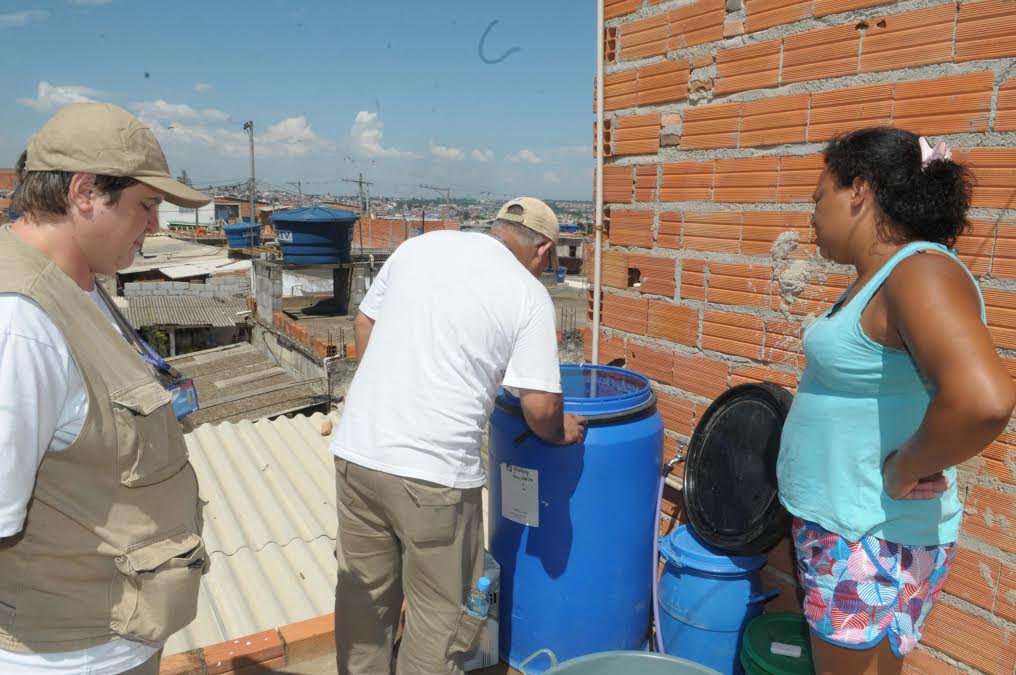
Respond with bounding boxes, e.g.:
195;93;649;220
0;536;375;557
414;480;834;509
592;0;605;366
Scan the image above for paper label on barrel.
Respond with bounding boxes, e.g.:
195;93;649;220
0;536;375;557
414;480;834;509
500;464;539;527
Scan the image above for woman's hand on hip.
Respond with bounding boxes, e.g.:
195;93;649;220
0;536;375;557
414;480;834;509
883;450;948;500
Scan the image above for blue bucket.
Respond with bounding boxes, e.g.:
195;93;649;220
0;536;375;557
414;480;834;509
489;365;663;674
658;525;775;674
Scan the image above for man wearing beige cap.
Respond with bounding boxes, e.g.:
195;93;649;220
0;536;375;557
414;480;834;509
0;103;211;674
331;197;587;674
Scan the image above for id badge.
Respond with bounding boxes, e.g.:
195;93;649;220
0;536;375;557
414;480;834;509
167;378;200;420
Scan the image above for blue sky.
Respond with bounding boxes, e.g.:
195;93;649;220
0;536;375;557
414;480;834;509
2;0;595;200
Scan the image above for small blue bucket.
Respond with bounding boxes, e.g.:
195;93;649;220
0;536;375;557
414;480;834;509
659;525;776;675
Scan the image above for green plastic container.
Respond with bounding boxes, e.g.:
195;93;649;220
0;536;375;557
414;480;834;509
739;613;814;675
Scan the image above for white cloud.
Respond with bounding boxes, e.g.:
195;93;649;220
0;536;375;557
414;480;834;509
17;81;98;112
543;171;561;185
350;111;417;159
137;111;332;159
131;99;199;120
200;107;230;122
509;149;542;164
260;116;333;156
69;0;113;5
471;148;494;162
130;99;229;123
430;142;464;161
193;82;212;94
0;10;49;29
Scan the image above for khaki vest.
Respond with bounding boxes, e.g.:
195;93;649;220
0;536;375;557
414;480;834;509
0;226;207;653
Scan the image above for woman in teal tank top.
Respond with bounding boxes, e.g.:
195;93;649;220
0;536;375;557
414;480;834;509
776;128;1015;674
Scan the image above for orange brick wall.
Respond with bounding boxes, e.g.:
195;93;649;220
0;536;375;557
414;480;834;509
596;1;1016;672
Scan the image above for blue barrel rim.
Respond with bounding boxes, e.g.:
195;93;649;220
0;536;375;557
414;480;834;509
659;524;768;575
496;364;655;420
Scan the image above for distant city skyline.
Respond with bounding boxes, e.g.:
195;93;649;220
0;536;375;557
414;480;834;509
2;1;595;200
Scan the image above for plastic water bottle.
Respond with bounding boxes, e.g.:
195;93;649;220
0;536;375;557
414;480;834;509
464;576;491;619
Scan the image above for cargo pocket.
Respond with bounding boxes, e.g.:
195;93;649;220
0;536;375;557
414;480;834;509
402;480;461;546
110;531;207;642
112;381;189;487
445;608;484;657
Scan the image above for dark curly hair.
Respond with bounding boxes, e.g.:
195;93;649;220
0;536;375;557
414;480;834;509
822;127;974;246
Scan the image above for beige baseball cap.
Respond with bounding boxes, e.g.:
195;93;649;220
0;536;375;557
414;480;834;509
25;102;211;208
495;196;561;268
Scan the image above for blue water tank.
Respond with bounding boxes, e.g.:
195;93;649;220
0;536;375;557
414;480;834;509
224;222;262;248
489;365;663;674
658;525;771;674
271;207;358;265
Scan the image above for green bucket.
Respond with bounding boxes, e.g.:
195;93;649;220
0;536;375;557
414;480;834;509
739;613;814;675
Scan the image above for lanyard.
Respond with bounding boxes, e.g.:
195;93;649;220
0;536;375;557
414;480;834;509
93;283;182;380
93;282;199;419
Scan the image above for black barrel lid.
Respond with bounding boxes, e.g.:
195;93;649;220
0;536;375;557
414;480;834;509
682;382;793;556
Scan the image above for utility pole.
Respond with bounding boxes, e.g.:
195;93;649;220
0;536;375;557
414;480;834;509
419;184;451;221
242;121;257;290
340;174;373;255
242;121;256;225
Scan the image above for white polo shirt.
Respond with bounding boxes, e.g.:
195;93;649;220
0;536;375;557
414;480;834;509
330;230;561;488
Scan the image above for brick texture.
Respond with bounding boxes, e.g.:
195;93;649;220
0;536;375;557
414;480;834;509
681;102;742;150
997;79;1016;133
669;0;727;50
745;0;812;35
808;83;893;143
860;4;956;74
892;72;993;136
740;94;809;147
613;113;661;156
782;24;859;84
682;211;742;252
955;0;1016;63
609;209;654;248
661;161;714;202
596;5;1016;672
715;39;781;95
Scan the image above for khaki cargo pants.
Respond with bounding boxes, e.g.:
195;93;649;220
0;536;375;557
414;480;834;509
334;458;485;675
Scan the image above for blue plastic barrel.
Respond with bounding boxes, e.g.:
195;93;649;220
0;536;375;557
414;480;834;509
658;525;774;675
272;207;358;265
489;365;663;674
224;222;262;248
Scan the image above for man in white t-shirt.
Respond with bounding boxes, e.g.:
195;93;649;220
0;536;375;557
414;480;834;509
0;103;211;674
331;197;586;675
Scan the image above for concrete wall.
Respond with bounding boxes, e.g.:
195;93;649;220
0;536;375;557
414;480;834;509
596;1;1015;672
251;323;357;402
123;274;251;298
254;260;283;326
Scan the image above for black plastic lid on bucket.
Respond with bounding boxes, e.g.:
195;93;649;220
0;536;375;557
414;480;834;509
682;383;793;556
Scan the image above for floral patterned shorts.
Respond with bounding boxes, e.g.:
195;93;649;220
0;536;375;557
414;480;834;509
792;517;956;656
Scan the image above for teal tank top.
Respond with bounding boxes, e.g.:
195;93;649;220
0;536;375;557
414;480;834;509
777;241;985;545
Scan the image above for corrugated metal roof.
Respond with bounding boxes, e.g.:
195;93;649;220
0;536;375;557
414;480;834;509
160;259;251;279
167;344;326;426
166;412;338;654
122;295;248;328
